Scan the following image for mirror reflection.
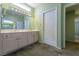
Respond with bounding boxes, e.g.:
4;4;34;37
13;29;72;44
0;3;32;29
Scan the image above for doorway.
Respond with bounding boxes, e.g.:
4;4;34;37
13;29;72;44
65;4;79;47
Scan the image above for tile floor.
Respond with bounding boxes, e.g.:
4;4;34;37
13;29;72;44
6;42;79;56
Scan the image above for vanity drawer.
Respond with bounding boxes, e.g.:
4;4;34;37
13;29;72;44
2;33;21;39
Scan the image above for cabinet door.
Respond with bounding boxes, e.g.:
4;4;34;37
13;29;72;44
18;38;28;48
3;38;18;54
27;32;34;44
33;32;39;42
23;32;28;45
0;34;2;55
0;37;2;55
17;32;28;48
27;32;39;44
29;32;38;43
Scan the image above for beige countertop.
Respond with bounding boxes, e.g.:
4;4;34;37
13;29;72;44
0;29;39;33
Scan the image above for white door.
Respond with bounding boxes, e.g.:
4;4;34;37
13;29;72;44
44;8;57;47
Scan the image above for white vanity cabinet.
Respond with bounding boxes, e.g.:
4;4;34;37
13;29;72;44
0;31;39;55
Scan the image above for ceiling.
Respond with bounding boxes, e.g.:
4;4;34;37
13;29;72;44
66;4;79;12
26;3;43;8
66;3;79;15
27;3;79;16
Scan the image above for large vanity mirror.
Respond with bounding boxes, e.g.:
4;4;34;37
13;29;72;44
0;3;33;30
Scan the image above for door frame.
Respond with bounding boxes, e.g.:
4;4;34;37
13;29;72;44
43;7;58;48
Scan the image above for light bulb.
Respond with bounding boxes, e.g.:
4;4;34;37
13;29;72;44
18;10;20;12
15;9;18;12
11;8;14;10
1;16;3;18
24;13;26;14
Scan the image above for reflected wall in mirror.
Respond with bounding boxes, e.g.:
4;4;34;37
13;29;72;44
75;16;79;36
2;18;15;29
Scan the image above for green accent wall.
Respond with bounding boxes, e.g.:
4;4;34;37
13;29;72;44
65;11;75;42
61;3;65;48
30;3;76;48
30;3;63;49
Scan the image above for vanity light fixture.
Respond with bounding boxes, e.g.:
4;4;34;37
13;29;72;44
11;3;32;16
13;3;31;12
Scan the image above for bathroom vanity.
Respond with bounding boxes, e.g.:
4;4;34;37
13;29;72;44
0;4;39;55
0;30;39;55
